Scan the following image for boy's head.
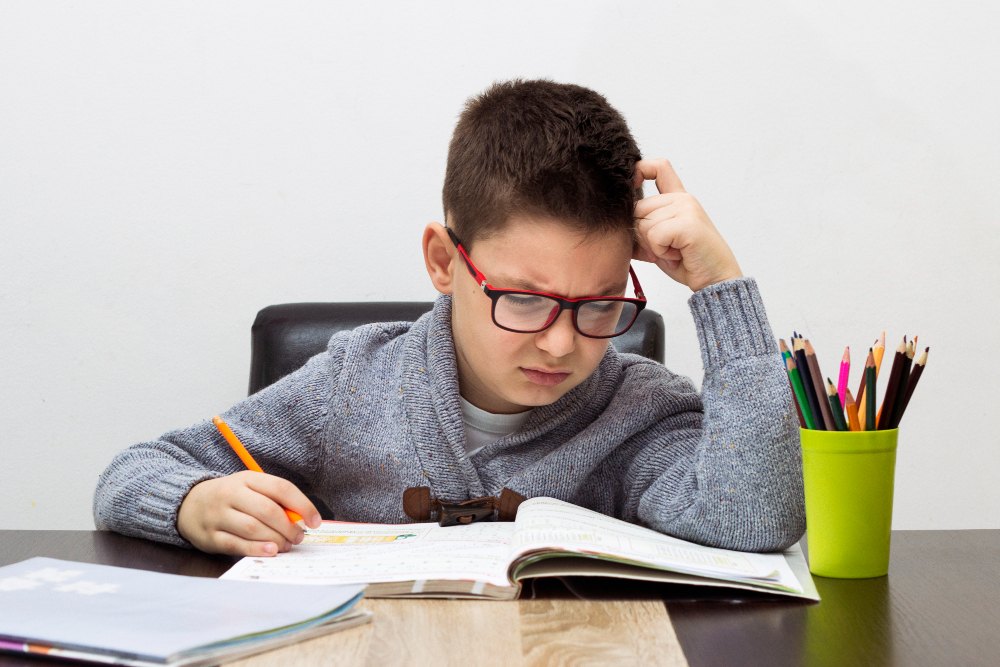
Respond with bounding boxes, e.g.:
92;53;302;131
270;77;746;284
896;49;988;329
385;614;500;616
425;80;644;414
442;79;641;249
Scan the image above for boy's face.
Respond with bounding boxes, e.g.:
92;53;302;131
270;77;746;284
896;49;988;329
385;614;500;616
446;216;634;414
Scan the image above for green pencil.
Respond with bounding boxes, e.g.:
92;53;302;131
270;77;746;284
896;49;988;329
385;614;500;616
786;356;816;429
865;357;877;431
779;338;793;364
825;377;849;431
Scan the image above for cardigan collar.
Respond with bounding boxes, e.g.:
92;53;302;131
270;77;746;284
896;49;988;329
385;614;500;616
400;295;623;502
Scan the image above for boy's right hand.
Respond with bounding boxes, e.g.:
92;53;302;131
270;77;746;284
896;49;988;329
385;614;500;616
176;471;321;556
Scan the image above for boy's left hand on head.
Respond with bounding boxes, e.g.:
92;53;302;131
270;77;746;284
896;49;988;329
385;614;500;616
633;159;743;292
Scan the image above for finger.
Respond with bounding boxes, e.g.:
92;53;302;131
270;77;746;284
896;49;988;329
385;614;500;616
225;478;302;546
634;192;685;220
634;159;686;194
245;472;322;529
631;224;657;262
632;223;668;265
634;208;686;249
638;214;695;259
213;531;281;558
632;244;659;263
221;499;298;547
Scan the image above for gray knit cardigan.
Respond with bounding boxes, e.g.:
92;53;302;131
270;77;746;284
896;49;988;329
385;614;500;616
93;277;805;552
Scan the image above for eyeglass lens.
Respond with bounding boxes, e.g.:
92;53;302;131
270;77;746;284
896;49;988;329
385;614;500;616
494;293;637;336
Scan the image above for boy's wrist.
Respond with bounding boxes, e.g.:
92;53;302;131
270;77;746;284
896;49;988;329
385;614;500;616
689;269;744;293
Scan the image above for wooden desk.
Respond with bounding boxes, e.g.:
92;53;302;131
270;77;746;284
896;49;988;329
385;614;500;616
1;530;998;666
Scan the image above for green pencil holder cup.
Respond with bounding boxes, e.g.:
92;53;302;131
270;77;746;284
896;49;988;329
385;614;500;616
800;428;898;578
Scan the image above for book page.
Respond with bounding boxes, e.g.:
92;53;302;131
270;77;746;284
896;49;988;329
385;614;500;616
511;498;804;591
222;520;517;589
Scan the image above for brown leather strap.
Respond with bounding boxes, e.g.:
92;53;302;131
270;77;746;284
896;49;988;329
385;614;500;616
402;486;527;524
402;486;433;521
497;487;526;521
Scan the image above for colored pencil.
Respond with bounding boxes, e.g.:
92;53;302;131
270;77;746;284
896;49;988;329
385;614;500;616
865;356;877;430
887;340;915;428
873;331;887;375
837;346;850;407
854;348;875;425
892;347;928;428
854;348;878;424
826;377;849;431
877;338;907;430
779;340;804;426
780;338;793;364
864;332;888;427
804;340;836;430
786;356;816;429
845;387;861;431
212;415;305;525
793;338;826;431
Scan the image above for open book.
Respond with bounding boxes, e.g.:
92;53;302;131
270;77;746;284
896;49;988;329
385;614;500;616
222;497;819;601
0;557;369;667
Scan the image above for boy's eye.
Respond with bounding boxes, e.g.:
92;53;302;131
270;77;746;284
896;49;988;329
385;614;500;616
585;300;619;313
503;293;548;309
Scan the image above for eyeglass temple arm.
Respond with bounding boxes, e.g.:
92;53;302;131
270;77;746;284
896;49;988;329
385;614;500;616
446;227;487;286
629;266;646;301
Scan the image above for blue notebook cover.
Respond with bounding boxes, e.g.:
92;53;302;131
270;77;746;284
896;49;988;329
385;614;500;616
0;557;367;665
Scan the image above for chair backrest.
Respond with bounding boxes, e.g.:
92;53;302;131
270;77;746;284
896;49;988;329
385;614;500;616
248;302;665;394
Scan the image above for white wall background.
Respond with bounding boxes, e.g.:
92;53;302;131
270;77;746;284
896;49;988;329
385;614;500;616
1;1;997;531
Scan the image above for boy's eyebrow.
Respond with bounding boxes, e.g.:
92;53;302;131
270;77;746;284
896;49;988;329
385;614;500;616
494;274;629;297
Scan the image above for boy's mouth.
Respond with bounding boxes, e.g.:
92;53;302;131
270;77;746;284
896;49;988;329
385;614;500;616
520;367;571;386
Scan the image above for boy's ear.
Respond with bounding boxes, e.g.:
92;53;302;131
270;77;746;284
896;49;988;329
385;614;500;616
422;222;455;294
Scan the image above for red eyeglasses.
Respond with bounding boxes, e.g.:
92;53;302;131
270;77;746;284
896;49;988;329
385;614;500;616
447;228;646;339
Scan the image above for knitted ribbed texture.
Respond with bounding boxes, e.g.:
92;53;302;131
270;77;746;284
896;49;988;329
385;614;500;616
93;277;804;552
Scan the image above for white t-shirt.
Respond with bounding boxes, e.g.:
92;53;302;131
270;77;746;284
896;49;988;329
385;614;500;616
460;397;532;457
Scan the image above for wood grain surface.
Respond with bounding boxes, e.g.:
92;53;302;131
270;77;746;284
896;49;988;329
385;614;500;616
3;530;999;666
225;598;685;667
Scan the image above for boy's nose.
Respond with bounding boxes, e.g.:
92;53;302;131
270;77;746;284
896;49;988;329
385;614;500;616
533;309;577;358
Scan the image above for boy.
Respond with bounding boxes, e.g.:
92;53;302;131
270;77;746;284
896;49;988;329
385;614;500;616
94;79;804;557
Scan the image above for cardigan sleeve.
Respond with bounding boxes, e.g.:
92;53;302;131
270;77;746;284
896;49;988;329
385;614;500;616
92;336;347;547
627;277;805;552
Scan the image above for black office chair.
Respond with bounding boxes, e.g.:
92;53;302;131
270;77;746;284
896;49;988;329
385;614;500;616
248;302;665;394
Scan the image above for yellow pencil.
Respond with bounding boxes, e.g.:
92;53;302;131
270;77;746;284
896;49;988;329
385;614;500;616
873;331;887;375
212;415;305;525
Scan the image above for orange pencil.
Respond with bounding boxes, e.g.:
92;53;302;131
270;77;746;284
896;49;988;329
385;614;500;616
212;415;305;525
845;387;861;432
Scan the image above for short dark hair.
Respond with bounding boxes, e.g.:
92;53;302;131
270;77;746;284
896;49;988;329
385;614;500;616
442;79;641;249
